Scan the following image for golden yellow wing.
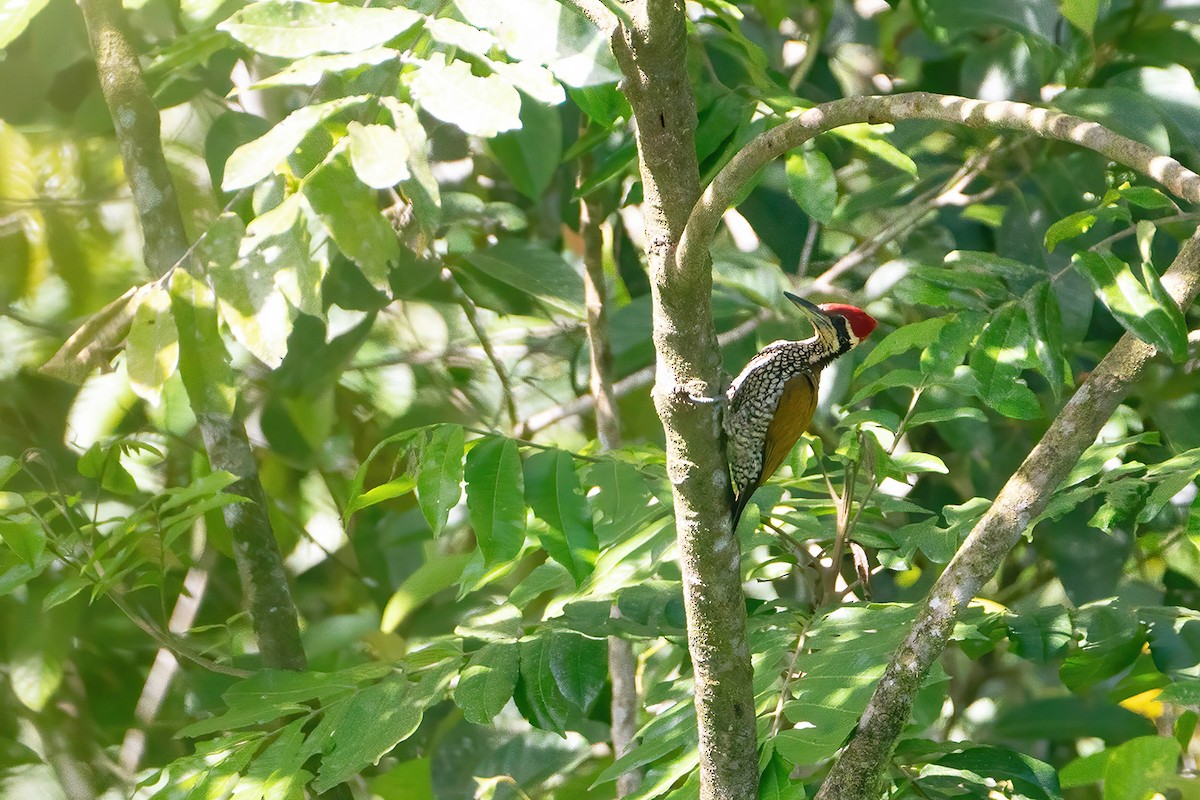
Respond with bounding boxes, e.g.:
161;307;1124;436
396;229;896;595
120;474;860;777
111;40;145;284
760;371;818;485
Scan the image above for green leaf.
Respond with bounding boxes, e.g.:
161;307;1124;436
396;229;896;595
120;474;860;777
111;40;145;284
455;0;620;87
524;449;597;585
247;48;398;90
1023;282;1066;399
777;605;923;765
906;407;987;428
832;123;918;175
426;16;495;54
346;121;410;189
170;269;237;416
223;96;368;190
1060;605;1145;691
0;455;19;490
464;437;526;566
0;0;50;49
891;452;948;475
924;747;1061;800
1007;606;1073;662
218;0;422;58
125;285;180;404
1158;679;1200;705
1073;251;1187;362
855;317;948;377
489;94;563;200
302;152;399;289
785;149;836;224
758;750;806;800
848;368;924;406
0;517;44;565
1120;185;1175;210
516;635;569;735
384;100;441;234
310;674;426;792
229;718;310;800
1059;749;1111;788
410;54;521;138
206;198;312;367
1044;209;1103;252
345;476;416;517
549;631;606;712
920;310;985;382
417;425;465;536
969;304;1041;419
1060;0;1098;34
461;240;584;315
592;719;689;787
40;284;149;385
223;664;390;709
455;642;519;724
1103;736;1181;800
42;576;90;610
369;758;434;800
176;700;310;738
380;553;472;632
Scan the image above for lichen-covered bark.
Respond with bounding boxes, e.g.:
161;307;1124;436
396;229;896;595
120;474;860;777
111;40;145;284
611;3;758;799
79;0;306;671
673;90;1200;800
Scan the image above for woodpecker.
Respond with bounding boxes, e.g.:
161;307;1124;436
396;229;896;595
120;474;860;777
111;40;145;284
725;293;877;527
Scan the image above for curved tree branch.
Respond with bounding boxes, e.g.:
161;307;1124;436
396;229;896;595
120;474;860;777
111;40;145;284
676;91;1200;800
680;92;1200;277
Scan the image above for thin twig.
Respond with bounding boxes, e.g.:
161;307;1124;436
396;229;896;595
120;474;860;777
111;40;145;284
768;617;813;738
519;310;769;435
811;147;998;292
445;271;521;429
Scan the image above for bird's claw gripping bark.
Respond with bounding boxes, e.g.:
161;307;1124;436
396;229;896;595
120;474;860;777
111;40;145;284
677;379;725;407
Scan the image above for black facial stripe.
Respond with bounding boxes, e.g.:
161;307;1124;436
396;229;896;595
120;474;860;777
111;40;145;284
833;317;852;354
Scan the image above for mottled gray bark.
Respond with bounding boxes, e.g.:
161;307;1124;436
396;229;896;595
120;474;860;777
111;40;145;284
78;0;306;670
611;3;758;799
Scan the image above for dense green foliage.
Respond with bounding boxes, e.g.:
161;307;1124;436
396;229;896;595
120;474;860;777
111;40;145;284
1;0;1200;798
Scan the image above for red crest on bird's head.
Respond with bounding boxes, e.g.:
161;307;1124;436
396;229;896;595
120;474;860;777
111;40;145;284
819;303;877;341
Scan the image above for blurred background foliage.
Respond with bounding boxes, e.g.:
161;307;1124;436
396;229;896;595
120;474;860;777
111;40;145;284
1;0;1200;798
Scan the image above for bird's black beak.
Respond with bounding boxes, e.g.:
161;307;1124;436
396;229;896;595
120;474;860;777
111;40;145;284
784;291;838;343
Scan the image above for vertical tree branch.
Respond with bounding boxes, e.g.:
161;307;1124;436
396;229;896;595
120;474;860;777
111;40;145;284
612;3;759;798
578;126;641;796
78;0;306;670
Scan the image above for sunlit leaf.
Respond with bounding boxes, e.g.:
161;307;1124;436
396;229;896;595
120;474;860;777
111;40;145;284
464;437;526;566
346;121;410;189
223;96;369;190
218;0;422;58
416;424;465;536
410;54;521;138
516;635;569;735
969;304;1040;419
455;642;519;724
381;553;473;632
785;148;836;224
1073;251;1187;361
125;285;179;404
524;448;597;585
